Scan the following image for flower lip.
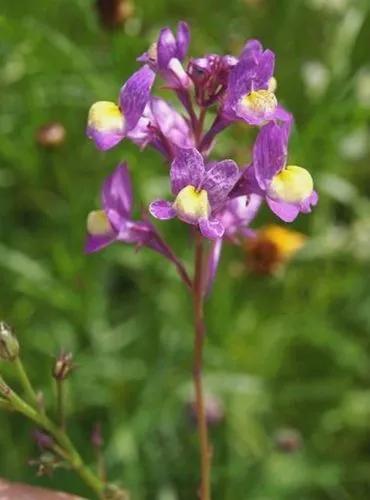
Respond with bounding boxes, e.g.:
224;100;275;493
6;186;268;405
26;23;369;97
268;165;314;204
173;185;211;223
238;89;277;120
87;210;113;236
87;101;125;132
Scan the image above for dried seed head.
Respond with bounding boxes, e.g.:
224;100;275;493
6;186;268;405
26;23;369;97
0;322;19;361
52;352;74;380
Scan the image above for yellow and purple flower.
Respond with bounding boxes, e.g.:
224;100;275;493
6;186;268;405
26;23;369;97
222;40;289;126
86;65;155;151
149;148;240;239
85;163;178;263
233;120;318;222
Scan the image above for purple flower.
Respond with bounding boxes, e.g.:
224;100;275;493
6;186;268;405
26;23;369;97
86;65;155;151
220;194;262;240
222;39;288;126
85;163;177;259
149;148;240;239
128;98;194;156
206;194;262;292
233;121;318;222
188;54;238;106
138;22;191;90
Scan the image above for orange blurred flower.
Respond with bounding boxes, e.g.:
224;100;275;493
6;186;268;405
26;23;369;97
246;224;306;274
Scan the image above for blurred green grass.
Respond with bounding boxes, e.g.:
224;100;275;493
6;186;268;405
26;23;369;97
1;0;370;498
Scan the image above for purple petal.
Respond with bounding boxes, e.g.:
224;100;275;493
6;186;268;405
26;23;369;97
120;65;155;132
150;98;193;149
170;148;205;195
199;217;225;240
176;21;190;61
253;122;289;190
85;233;116;253
241;39;263;58
202;159;240;209
206;238;223;294
102;163;133;217
300;190;318;213
86;125;124;151
231;164;264;198
224;41;275;117
157;28;177;70
149;200;176;220
255;49;275;88
275;106;294;124
266;197;300;222
221;194;262;238
166;58;192;89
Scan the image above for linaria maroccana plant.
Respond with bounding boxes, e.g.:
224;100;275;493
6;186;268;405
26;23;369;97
0;21;318;500
85;21;318;500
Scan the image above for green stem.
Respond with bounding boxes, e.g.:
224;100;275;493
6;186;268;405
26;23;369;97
192;233;211;500
56;379;65;430
0;373;104;498
14;356;39;407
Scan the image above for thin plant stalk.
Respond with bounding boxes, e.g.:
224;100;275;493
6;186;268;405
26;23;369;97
192;232;211;500
14;356;40;408
56;379;65;430
0;373;104;499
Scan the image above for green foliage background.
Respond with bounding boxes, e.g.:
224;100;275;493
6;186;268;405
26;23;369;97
1;0;370;498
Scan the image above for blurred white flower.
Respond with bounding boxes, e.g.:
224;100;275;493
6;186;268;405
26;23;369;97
355;68;370;108
301;60;330;99
339;128;369;161
307;0;348;13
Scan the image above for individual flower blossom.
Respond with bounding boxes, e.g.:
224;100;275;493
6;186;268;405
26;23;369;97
222;39;288;126
128;97;194;156
137;22;191;90
233;120;318;222
86;162;157;252
86;65;155;151
149;148;240;239
188;54;238;107
246;224;306;274
85;163;190;286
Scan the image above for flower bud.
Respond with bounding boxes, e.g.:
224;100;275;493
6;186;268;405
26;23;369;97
52;352;74;381
0;322;19;361
36;122;66;148
32;429;54;450
91;422;104;449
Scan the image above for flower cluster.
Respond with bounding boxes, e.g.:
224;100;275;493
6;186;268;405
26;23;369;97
86;21;317;286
